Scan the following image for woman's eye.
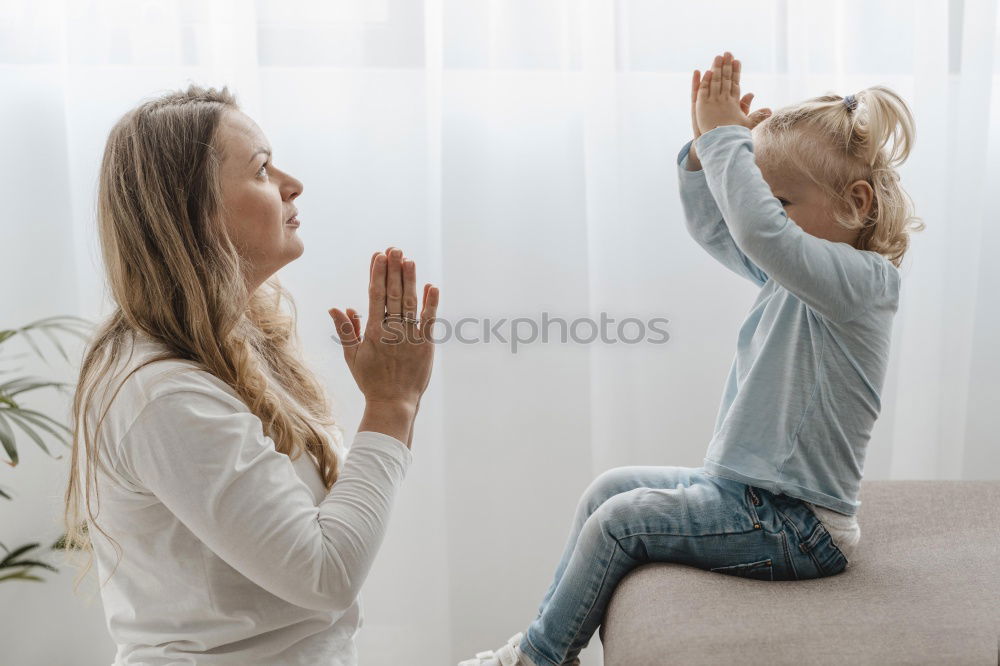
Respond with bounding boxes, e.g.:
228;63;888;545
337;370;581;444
257;161;268;178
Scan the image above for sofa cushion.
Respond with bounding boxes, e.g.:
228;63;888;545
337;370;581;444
600;480;1000;664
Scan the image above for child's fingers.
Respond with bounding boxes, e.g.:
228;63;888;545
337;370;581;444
732;58;742;97
722;52;733;98
740;92;754;115
691;70;702;136
699;69;712;100
711;54;723;98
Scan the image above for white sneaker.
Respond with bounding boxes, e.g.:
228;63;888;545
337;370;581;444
458;632;533;666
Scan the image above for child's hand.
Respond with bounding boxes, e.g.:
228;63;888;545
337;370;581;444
687;53;770;170
694;51;772;138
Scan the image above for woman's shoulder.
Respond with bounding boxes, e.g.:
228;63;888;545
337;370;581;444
95;332;243;425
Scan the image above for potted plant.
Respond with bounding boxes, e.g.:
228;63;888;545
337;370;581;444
0;315;93;583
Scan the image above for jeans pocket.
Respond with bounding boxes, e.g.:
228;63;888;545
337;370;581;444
710;557;774;581
796;511;848;577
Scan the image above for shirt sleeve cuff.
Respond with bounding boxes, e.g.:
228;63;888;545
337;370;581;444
677;138;702;173
694;124;752;161
351;430;414;468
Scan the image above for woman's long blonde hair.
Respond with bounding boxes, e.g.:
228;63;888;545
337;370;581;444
61;84;342;592
754;85;925;268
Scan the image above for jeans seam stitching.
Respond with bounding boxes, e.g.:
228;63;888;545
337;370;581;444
557;536;632;665
523;634;559;666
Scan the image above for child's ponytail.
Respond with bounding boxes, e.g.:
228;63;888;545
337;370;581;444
755;85;925;268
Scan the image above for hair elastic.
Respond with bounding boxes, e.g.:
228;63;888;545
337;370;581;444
843;94;858;112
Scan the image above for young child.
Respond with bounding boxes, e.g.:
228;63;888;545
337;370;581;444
459;51;921;666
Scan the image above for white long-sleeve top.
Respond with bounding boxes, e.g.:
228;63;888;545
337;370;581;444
80;333;412;665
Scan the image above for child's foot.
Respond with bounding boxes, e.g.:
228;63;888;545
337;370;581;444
457;632;537;666
456;631;582;666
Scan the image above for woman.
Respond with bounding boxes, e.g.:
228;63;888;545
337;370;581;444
61;84;439;665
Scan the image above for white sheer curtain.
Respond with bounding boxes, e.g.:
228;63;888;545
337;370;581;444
1;1;998;664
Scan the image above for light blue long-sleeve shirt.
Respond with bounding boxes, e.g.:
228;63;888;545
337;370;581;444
679;124;900;515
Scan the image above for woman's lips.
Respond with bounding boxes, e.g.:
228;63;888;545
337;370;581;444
285;216;300;227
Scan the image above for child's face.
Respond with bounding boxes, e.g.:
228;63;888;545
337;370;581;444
751;127;863;247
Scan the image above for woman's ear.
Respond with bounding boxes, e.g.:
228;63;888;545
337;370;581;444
849;180;875;221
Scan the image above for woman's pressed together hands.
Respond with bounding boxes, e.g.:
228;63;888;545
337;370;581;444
329;247;440;448
686;51;772;171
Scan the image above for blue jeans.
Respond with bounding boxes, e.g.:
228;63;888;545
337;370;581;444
518;465;849;666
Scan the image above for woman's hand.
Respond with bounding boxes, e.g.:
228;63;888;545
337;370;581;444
328;247;440;447
687;51;771;170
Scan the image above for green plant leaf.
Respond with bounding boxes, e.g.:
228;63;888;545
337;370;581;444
0;542;40;566
0;377;71;398
0;412;17;466
0;558;57;573
3;410;53;457
0;485;10;500
8;407;72;440
0;570;46;583
51;532;70;550
37;326;71;364
16;328;46;363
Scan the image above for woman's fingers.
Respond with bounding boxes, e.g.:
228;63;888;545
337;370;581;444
402;258;418;320
329;308;360;365
732;57;741;96
420;284;440;329
346;307;362;341
386;248;403;316
367;253;387;332
740;92;754;116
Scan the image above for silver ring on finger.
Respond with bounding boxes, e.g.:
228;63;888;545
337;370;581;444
384;313;419;324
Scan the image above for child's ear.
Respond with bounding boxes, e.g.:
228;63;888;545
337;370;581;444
849;180;875;220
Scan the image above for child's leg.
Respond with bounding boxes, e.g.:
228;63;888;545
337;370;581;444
518;467;778;666
531;466;697;619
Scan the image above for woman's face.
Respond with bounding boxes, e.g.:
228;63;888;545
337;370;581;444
216;109;304;291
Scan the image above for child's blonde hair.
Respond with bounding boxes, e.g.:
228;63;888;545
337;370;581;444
754;85;925;268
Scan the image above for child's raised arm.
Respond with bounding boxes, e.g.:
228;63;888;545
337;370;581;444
678;67;774;288
677;139;769;288
694;53;897;324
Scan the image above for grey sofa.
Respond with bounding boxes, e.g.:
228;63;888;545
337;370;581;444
600;480;1000;665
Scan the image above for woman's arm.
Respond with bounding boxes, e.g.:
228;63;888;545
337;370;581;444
116;248;439;614
116;387;413;614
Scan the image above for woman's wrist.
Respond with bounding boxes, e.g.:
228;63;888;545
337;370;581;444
359;399;418;447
